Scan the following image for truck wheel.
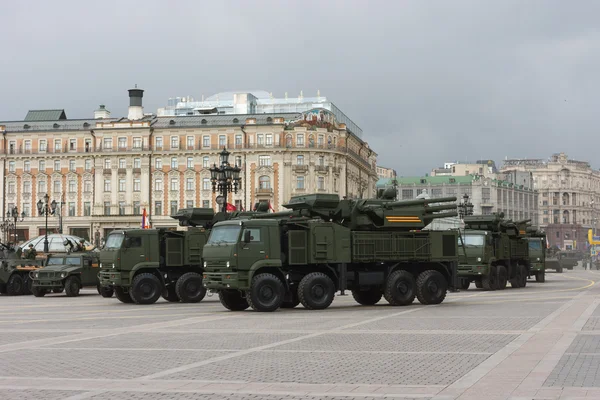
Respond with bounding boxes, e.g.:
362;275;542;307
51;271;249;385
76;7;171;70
475;279;483;289
298;272;335;310
100;286;114;298
496;265;508;290
53;288;64;294
281;290;301;308
482;266;497;291
219;289;249;311
114;287;134;303
519;265;527;287
176;272;206;303
510;266;522;288
536;272;546;283
557;266;563;273
416;270;447;305
352;288;383;306
130;273;162;304
162;284;179;302
32;286;47;297
64;276;81;297
384;270;416;306
459;279;470;291
6;274;24;296
247;273;285;312
23;275;33;295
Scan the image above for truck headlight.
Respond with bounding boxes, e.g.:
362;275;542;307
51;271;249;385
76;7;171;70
112;263;115;269
204;261;207;268
99;263;103;269
60;272;67;278
477;257;482;262
34;272;39;278
226;261;230;268
537;258;540;261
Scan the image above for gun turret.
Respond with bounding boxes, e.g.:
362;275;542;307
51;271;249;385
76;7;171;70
171;208;215;228
464;214;522;237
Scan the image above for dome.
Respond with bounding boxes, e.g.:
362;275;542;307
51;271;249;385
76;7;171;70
19;234;96;253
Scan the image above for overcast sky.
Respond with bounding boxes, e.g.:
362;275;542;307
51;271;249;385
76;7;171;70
2;0;599;176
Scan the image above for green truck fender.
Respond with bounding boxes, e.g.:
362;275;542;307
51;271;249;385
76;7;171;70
247;259;284;286
129;261;161;282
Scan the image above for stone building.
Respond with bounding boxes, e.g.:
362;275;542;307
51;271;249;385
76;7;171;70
376;166;396;180
0;88;377;245
501;153;600;250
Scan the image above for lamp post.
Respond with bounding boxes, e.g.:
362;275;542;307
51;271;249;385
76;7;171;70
209;147;242;213
36;194;57;253
457;193;474;220
6;206;25;244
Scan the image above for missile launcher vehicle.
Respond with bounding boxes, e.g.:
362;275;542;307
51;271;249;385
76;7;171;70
0;242;44;296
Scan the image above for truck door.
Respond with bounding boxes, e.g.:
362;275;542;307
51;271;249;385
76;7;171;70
237;226;269;269
81;256;98;286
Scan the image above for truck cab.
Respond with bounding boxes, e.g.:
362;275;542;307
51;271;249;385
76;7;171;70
526;237;546;282
457;230;493;289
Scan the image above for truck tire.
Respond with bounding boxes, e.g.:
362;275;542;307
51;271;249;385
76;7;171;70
557;266;563;273
100;286;114;298
6;274;24;296
32;286;47;297
510;266;522;288
219;289;250;311
459;279;470;291
130;273;162;304
536;272;545;283
352;288;383;306
247;273;285;312
298;272;335;310
384;270;416;306
496;265;508;290
64;276;81;297
162;284;179;302
281;290;300;308
482;266;498;291
475;279;483;289
53;288;64;294
175;272;206;303
416;270;447;305
519;265;528;287
23;275;32;295
114;287;134;303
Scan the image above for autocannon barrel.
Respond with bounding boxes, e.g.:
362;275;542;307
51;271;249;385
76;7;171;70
250;210;294;219
171;208;215;227
424;204;460;213
384;196;457;208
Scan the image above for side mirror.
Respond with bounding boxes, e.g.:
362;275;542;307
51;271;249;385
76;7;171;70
123;238;131;248
243;230;251;243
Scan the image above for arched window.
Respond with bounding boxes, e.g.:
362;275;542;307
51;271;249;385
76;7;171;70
285;135;292;147
308;134;315;148
259;175;271;190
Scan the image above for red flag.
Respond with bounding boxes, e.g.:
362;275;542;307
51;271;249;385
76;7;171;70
226;203;237;211
268;201;274;212
142;208;148;229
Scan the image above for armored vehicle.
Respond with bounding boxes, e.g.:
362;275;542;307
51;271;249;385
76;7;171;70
99;206;269;305
0;242;44;295
203;193;460;312
525;229;546;283
557;250;580;270
458;214;531;291
30;252;112;297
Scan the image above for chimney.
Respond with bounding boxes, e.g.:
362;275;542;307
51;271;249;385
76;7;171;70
94;104;111;119
128;86;144;120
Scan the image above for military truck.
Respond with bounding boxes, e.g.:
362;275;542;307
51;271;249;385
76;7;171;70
30;252;113;297
0;242;44;295
203;193;460;312
457;214;530;291
99;206;269;305
525;228;546;283
557;250;580;270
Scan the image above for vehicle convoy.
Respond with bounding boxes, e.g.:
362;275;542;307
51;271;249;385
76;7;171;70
525;228;547;283
98;205;269;304
30;251;112;297
0;242;44;296
202;192;461;312
457;214;531;291
545;248;580;273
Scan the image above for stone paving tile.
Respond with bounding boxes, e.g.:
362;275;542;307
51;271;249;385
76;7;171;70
544;353;600;387
565;335;600;353
167;316;363;331
0;348;224;379
0;389;85;399
0;331;73;345
272;332;517;354
45;331;305;350
2;315;189;330
349;316;541;331
398;302;560;318
88;393;428;400
582;317;600;331
161;351;489;385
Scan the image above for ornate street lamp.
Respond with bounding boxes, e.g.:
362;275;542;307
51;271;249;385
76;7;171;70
458;193;474;219
209;147;242;213
37;193;57;253
6;206;25;244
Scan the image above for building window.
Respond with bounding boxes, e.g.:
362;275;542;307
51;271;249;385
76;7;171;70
187;157;193;169
69;202;76;216
25;140;32;152
23;181;31;194
104;179;111;192
133;178;141;192
155;136;163;149
103;138;112;150
54;160;61;171
219;135;226;147
133;137;142;149
85;139;91;152
133;158;141;169
202;200;210;208
119;179;126;192
171;157;178;169
318;156;324;166
317;176;325;190
119;158;126;169
23;203;31;217
297;134;305;147
118;137;126;150
8;182;15;194
155;158;162;169
402;189;413;200
39;160;46;171
235;135;242;146
104;159;111;169
203;178;210;190
155;201;162;216
186;178;194;191
187;136;194;149
297;155;304;165
203;156;210;168
84;180;92;193
265;134;273;146
53;181;61;193
85;159;92;171
203;136;210;147
38;181;46;193
8;161;15;173
259;155;271;166
259;175;271;189
155;179;163;191
133;201;140;215
235;156;242;167
297;176;305;189
170;201;178;216
69;160;76;171
55;139;62;151
170;178;178;191
318;135;324;147
69;180;76;193
186;200;194;208
171;136;179;149
39;140;47;152
84;202;91;216
257;134;264;146
104;202;111;215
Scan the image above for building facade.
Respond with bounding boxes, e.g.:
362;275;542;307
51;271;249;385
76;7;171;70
501;153;600;250
0;89;377;246
376;165;397;180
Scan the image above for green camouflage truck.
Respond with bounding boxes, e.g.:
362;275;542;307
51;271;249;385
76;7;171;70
30;251;113;297
203;193;460;312
98;206;269;304
0;242;44;295
458;214;531;291
525;228;546;283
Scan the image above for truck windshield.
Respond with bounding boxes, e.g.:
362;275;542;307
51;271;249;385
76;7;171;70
104;233;124;250
46;257;64;265
462;234;485;247
207;225;241;244
528;240;542;250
